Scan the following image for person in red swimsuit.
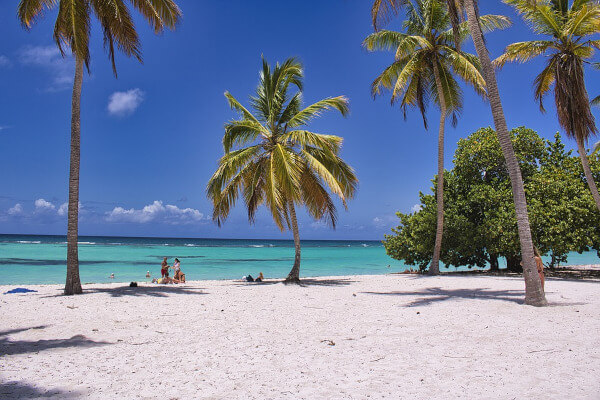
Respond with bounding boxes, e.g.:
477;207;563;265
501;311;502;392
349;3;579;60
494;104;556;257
161;257;169;278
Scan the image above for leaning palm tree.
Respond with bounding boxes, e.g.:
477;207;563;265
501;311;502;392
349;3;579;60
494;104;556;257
363;0;509;275
371;0;547;306
18;0;182;295
496;0;600;212
207;57;358;283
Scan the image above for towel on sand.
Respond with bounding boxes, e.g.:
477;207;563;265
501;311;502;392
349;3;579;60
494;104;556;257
4;288;38;294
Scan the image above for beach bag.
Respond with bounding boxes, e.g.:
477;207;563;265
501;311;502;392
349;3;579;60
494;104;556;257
129;282;138;287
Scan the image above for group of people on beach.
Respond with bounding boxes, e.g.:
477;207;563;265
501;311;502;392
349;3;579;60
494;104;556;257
151;257;185;284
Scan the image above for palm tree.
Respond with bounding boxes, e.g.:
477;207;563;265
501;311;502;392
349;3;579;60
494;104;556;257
371;0;547;306
496;0;600;212
207;57;358;283
18;0;182;295
363;0;507;275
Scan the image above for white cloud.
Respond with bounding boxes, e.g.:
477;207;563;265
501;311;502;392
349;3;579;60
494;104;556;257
107;89;144;116
105;200;206;225
34;198;56;212
57;202;83;216
19;46;73;91
410;204;423;213
8;203;23;216
57;202;68;216
0;55;10;67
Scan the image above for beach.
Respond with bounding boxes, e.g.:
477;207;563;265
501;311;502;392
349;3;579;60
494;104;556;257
2;273;599;399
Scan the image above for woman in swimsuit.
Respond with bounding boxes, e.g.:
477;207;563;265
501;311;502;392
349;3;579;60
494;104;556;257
533;247;545;291
172;258;181;280
161;257;169;278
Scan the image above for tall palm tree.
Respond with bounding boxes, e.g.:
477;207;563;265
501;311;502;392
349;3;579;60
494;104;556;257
371;0;547;306
207;57;358;283
18;0;182;295
496;0;600;212
363;0;507;275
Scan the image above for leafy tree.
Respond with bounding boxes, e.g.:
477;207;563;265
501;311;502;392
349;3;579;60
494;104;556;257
207;58;358;282
17;0;182;295
363;0;506;275
497;0;600;212
371;0;547;306
384;127;600;271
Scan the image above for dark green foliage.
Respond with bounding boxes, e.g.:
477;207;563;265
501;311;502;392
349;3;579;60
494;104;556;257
384;127;600;271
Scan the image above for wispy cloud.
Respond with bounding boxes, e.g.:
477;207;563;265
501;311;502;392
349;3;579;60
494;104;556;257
19;46;73;91
8;203;23;216
0;55;11;67
105;200;207;225
107;89;145;117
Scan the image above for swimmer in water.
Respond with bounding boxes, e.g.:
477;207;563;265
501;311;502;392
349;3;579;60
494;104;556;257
109;273;115;279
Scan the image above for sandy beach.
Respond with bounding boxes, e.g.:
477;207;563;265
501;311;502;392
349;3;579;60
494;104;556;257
1;273;599;399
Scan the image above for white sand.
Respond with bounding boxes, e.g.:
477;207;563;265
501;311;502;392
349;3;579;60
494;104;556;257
1;274;599;399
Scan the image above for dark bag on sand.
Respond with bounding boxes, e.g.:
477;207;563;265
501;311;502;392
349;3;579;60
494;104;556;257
246;275;254;282
129;282;138;287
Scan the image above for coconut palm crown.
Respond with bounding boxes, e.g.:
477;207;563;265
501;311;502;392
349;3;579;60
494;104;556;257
495;0;600;211
364;0;509;127
207;57;358;282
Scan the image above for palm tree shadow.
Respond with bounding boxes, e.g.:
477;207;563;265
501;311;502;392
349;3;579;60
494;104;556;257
232;277;356;287
0;333;110;357
0;326;49;338
41;284;207;298
363;287;526;306
0;381;82;399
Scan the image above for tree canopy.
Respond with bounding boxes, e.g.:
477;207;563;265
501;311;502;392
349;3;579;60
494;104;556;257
384;127;600;271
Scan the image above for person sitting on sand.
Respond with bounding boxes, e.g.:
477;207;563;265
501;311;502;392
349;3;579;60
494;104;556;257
521;247;545;291
161;257;169;278
255;272;264;282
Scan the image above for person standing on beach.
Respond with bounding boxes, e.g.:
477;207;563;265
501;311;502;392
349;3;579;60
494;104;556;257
533;247;545;291
172;258;181;280
161;257;169;278
521;247;545;291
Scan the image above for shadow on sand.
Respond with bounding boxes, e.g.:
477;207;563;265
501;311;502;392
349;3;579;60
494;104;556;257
233;277;356;287
363;287;526;306
41;284;207;298
0;330;110;356
0;381;82;399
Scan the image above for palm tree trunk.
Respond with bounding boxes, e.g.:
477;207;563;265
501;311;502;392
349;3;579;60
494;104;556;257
285;201;302;283
464;0;546;306
429;61;447;276
575;135;600;211
64;56;84;296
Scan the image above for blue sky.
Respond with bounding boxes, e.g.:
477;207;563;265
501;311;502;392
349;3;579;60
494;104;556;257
1;0;599;240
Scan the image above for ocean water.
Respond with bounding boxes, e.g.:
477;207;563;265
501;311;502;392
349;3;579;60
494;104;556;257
0;234;598;285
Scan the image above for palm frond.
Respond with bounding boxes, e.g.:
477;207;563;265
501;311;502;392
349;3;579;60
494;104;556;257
17;0;57;29
494;40;555;68
282;130;343;154
91;0;142;76
128;0;182;32
372;0;407;30
53;0;92;68
287;96;349;128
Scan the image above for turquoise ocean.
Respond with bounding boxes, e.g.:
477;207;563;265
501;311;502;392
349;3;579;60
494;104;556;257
1;234;598;285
